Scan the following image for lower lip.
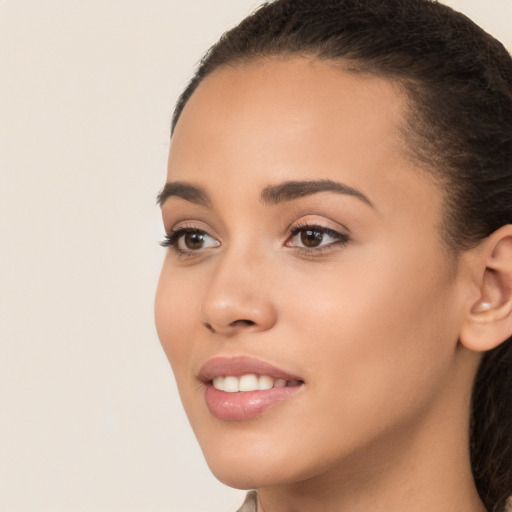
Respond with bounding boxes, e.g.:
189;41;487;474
204;384;303;421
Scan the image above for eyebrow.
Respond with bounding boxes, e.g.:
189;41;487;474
261;180;373;207
157;179;372;208
157;182;211;207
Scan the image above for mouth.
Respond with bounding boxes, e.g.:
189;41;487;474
211;374;303;392
198;356;305;421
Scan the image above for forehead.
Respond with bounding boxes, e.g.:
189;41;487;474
170;57;407;177
167;57;440;225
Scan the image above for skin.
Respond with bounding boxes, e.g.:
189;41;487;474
155;58;489;512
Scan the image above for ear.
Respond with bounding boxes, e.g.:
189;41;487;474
459;225;512;352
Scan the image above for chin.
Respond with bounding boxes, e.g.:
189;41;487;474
199;439;283;488
210;469;263;490
206;457;302;490
197;429;332;491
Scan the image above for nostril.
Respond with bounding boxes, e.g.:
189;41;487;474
230;319;256;328
204;322;215;333
202;318;259;334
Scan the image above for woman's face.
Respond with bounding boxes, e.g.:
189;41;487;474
155;58;469;489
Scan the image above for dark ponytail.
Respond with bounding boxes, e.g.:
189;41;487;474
172;1;512;509
472;342;512;511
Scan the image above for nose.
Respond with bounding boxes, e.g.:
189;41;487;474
200;249;277;336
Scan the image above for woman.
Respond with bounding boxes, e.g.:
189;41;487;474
155;1;512;511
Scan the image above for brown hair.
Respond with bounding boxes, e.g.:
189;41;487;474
171;1;512;510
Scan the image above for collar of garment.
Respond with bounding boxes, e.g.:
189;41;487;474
235;491;257;512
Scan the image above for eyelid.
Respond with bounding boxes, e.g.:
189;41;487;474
286;216;351;237
164;220;219;240
285;219;351;253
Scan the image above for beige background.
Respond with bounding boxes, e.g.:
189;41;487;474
0;1;510;511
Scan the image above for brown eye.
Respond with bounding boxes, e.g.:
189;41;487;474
300;229;324;248
183;231;207;250
287;224;349;252
162;227;220;253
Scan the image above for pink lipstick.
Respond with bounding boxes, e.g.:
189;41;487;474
199;356;304;421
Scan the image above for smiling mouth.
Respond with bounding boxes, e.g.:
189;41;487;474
199;357;305;420
211;374;303;392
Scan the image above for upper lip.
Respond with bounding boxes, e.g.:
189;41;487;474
198;356;304;383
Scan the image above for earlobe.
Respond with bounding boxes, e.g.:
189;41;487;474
460;225;512;352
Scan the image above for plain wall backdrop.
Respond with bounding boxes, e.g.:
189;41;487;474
0;1;510;511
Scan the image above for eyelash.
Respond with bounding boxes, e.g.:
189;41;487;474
160;223;350;256
160;226;214;257
287;222;350;254
160;228;192;247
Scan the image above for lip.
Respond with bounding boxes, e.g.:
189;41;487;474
198;356;303;383
198;356;305;421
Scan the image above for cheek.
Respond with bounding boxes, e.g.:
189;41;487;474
154;261;200;374
281;243;458;426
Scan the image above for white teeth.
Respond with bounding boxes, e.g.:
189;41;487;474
212;376;224;391
239;374;259;391
258;375;274;390
223;376;239;393
211;374;297;392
